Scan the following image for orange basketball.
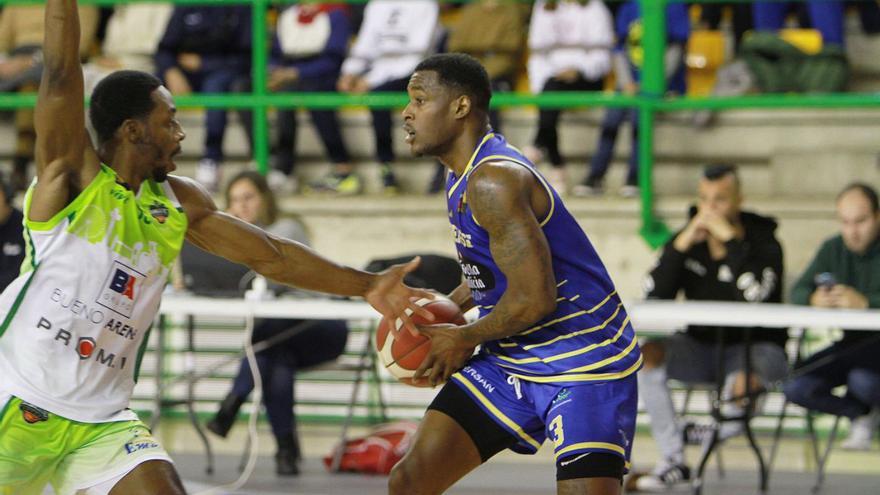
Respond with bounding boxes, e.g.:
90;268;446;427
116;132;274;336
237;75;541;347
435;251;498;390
374;297;466;387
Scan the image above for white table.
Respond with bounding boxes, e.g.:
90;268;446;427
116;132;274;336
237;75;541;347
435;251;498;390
629;300;880;332
153;296;880;487
152;295;382;474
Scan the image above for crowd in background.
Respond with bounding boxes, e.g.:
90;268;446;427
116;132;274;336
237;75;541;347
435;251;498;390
0;0;878;196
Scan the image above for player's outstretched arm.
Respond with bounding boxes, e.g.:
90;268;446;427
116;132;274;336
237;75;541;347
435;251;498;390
169;176;434;331
415;161;557;385
31;0;100;222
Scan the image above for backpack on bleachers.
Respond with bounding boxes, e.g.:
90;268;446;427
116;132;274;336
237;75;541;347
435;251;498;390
740;32;848;93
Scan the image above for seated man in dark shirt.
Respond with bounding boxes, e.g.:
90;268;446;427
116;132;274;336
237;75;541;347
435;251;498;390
784;183;880;450
634;164;788;492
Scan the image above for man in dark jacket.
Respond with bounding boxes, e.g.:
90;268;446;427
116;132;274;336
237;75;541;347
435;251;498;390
784;183;880;451
632;164;788;492
155;5;252;192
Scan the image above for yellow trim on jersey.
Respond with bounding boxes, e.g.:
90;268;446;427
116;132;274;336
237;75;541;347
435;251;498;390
494;312;627;365
498;309;625;352
469;154;556;227
524;307;625;351
451;373;542;450
557;279;568;288
564;335;639;373
569;294;581;302
447;133;495;200
507;353;643;383
520;290;617;336
555;442;625;460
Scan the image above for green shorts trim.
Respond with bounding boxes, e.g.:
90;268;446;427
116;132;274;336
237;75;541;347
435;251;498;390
0;396;171;494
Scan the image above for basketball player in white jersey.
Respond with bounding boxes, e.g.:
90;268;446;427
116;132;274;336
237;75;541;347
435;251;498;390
0;1;432;493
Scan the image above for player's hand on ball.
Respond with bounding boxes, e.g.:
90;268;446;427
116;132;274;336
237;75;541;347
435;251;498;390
365;256;435;335
413;324;475;387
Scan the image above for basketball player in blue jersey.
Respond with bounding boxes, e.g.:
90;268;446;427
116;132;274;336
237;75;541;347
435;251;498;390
0;1;433;493
390;53;642;495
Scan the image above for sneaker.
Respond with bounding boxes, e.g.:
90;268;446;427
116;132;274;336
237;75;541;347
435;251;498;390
308;172;362;195
842;414;875;451
267;169;298;194
546;167;567;195
633;463;692;492
380;163;400;195
682;421;716;446
275;448;300;476
196;158;221;193
619;184;640;198
572;177;604;197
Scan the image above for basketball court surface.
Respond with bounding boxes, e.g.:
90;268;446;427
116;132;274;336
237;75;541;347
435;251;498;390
159;422;879;495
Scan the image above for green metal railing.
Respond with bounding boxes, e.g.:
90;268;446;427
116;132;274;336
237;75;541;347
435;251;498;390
3;0;879;247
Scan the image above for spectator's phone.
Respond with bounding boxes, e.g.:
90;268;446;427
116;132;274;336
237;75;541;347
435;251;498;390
814;272;836;289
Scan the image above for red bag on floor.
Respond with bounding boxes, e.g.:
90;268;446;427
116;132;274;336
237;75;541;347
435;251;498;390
323;421;418;475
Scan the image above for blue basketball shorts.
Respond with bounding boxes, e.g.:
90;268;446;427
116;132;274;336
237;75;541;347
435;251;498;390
447;356;638;472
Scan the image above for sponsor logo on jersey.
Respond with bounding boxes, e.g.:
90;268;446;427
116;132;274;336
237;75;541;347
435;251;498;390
19;402;49;424
76;337;96;359
148;202;169;224
124;437;160;454
96;261;145;318
38;317;129;370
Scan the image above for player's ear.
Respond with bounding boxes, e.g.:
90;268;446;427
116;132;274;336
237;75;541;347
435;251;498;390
120;118;145;144
454;95;471;120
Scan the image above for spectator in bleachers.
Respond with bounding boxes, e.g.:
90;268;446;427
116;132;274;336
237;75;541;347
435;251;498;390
328;0;439;195
0;4;98;191
573;0;689;198
522;0;614;194
447;0;525;133
752;1;845;47
693;2;753;53
202;171;349;476
156;5;252;193
82;4;172;95
239;3;354;195
633;165;788;492
0;173;23;292
784;183;880;451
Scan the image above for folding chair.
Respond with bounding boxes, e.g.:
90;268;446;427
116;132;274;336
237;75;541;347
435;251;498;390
236;321;388;473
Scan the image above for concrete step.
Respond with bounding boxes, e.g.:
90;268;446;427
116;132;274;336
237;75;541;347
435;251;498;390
2;104;875;198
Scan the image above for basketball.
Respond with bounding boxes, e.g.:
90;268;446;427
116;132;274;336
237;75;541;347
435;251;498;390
374;296;466;387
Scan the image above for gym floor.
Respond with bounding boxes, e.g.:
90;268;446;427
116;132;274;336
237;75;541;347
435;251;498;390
161;422;880;495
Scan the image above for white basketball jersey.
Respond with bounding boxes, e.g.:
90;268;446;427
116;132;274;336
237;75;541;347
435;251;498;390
0;166;187;422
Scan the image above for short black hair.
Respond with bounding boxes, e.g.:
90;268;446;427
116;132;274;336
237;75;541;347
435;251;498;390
703;163;738;181
838;182;879;212
414;53;491;115
90;70;162;145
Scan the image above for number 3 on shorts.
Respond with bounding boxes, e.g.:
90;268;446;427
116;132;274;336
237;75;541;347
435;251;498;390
549;414;565;447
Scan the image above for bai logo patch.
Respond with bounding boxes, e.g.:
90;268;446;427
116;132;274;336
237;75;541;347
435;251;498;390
148;202;169;224
96;261;145;318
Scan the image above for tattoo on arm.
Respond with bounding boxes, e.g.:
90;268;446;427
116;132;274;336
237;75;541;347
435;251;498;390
458;162;556;346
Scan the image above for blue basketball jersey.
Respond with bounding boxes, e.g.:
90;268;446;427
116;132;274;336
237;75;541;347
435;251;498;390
446;132;642;385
